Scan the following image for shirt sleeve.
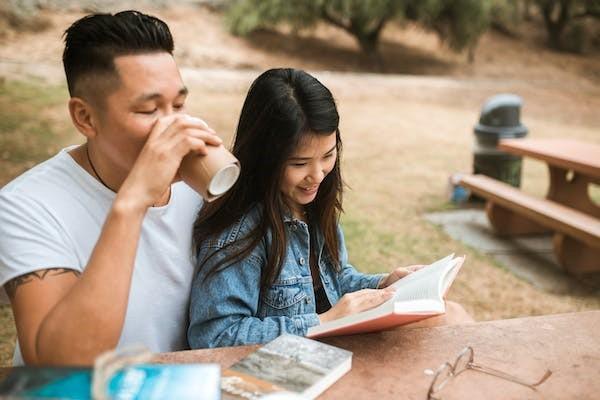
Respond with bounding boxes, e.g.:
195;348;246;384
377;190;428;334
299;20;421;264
336;224;386;293
188;243;320;349
0;190;80;303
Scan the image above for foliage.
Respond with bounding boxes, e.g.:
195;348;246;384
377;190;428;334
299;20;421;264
489;0;524;36
534;0;600;51
414;0;493;55
225;0;494;62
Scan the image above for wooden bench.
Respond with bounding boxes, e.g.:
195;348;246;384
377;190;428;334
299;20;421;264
459;174;600;275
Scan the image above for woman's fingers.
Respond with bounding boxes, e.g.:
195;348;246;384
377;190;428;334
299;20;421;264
405;264;426;272
393;264;426;279
320;289;394;323
345;289;394;313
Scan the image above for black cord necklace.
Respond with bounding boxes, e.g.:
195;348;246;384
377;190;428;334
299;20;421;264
85;145;168;207
86;145;116;193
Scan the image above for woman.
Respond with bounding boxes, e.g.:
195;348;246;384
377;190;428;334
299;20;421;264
188;68;463;349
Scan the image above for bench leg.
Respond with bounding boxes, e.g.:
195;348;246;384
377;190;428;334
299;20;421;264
486;202;550;236
553;234;600;275
547;166;600;218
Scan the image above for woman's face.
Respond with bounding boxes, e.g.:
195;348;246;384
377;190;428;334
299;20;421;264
280;132;337;219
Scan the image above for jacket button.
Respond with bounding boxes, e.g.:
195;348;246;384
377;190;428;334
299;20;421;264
299;257;305;265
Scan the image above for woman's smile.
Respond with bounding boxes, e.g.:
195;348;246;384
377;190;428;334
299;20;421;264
299;184;319;196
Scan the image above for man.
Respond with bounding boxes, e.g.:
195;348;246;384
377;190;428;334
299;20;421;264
0;10;221;365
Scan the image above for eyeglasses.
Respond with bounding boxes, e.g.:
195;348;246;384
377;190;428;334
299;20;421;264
426;346;552;400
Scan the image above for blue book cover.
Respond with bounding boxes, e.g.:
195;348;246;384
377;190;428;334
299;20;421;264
0;364;220;399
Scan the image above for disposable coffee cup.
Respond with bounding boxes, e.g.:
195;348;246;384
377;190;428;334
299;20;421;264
179;145;241;202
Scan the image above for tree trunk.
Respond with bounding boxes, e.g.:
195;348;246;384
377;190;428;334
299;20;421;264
539;0;572;49
357;34;384;72
319;7;388;72
523;0;533;21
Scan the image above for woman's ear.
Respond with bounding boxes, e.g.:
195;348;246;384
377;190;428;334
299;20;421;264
68;97;98;139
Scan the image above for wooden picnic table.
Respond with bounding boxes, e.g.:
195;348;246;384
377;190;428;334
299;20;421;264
155;311;600;399
498;138;600;218
461;138;600;275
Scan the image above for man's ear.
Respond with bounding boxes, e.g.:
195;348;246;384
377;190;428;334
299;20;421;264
68;97;98;139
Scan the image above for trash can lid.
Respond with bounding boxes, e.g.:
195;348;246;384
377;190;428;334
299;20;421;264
474;123;528;138
480;94;523;126
474;93;527;138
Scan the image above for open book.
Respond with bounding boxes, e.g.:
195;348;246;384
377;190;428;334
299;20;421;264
307;254;465;339
221;334;351;399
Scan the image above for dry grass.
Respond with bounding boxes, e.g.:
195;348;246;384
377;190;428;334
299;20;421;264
0;6;599;366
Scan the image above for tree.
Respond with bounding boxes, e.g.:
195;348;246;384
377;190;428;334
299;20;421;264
489;0;523;38
534;0;600;50
415;0;493;62
225;0;493;65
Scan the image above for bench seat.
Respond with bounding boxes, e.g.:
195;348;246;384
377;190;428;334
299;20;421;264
459;174;600;274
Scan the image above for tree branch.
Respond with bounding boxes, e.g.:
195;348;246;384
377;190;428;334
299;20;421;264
320;6;351;33
572;10;600;19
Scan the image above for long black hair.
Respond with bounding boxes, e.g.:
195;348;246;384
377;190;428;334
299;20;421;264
193;68;343;291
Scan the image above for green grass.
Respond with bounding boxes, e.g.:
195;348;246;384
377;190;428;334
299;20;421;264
0;79;74;186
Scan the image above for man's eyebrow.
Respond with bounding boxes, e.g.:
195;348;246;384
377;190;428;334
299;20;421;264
289;144;336;160
134;87;188;103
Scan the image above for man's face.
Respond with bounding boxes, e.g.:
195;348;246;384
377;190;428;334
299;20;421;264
92;52;188;172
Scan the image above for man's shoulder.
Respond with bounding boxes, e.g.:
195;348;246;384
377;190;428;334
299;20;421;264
1;148;78;199
0;147;106;233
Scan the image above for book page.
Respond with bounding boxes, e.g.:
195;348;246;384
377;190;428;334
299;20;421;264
389;255;459;303
393;299;445;314
365;255;456;315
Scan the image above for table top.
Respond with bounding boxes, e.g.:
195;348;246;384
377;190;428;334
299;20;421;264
499;138;600;179
155;311;600;399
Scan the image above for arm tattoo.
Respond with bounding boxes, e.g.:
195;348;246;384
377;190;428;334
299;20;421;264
4;268;81;299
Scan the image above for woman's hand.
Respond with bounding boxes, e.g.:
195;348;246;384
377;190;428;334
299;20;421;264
378;264;426;288
318;288;394;324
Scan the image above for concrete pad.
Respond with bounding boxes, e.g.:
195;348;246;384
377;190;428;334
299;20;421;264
424;208;595;294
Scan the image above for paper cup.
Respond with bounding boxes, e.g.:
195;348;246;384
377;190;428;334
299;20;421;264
179;145;240;202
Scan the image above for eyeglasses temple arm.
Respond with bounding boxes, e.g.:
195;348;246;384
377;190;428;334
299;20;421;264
469;363;552;388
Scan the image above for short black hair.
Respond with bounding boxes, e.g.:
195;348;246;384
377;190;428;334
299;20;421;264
63;10;174;98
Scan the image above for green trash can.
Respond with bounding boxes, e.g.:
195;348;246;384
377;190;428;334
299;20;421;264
473;94;528;188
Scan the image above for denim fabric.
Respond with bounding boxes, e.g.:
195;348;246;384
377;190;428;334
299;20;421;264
188;205;385;348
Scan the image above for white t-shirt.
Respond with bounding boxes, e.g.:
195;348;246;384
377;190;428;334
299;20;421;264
0;147;203;365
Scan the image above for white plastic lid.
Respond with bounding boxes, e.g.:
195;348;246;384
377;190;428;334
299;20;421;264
208;163;240;195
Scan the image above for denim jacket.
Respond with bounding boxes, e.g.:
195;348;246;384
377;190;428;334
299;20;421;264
188;205;385;348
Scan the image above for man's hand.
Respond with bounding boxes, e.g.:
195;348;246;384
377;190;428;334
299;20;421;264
318;288;395;324
378;265;426;288
119;114;222;210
